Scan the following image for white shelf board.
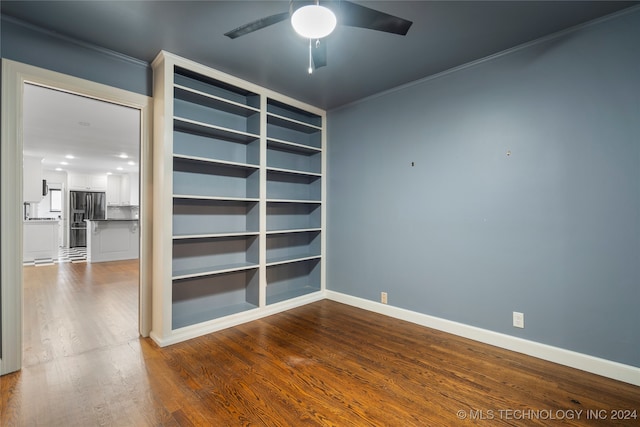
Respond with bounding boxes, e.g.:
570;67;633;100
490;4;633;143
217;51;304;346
173;231;260;240
174;116;259;143
266;287;321;306
266;137;322;154
266;198;322;204
174;194;260;203
265;228;322;235
266;254;321;267
173;153;259;170
172;262;259;280
266;166;321;178
174;84;260;116
267;112;322;133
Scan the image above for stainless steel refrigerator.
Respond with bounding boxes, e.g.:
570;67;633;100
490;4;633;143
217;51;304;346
69;191;106;247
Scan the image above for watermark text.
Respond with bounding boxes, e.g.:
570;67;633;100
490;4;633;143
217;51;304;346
456;408;637;421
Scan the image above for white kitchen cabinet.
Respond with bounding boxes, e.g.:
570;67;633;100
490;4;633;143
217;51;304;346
68;172;107;191
107;173;137;205
128;173;140;205
23;220;59;262
23;155;44;202
120;174;131;204
91;174;107;191
68;172;89;189
107;174;122;205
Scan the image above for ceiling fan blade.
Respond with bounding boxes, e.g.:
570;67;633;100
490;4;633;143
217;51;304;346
224;12;290;39
335;0;413;36
312;40;327;69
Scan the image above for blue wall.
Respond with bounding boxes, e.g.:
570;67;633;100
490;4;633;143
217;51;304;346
327;9;640;367
1;15;150;360
1;16;151;96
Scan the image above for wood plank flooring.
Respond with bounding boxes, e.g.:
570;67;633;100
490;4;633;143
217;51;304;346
2;261;638;426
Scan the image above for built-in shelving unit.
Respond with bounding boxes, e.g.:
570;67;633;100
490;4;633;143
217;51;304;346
152;51;325;346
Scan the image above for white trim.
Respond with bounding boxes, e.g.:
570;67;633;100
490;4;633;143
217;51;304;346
151;291;325;347
1;59;24;375
0;59;153;375
326;291;640;387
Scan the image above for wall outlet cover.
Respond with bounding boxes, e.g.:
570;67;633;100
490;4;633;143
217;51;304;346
513;311;524;328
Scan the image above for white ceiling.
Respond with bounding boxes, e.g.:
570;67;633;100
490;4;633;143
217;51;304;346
22;83;141;176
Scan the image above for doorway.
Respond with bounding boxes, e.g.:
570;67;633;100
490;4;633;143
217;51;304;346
22;83;142;366
1;59;153;375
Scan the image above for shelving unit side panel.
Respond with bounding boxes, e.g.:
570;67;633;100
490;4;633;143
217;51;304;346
320;114;327;294
151;53;176;339
258;94;268;308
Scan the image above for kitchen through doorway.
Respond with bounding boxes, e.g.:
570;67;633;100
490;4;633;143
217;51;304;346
22;83;142;365
1;60;152;375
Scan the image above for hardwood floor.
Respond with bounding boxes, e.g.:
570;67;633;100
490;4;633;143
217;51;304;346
2;262;638;426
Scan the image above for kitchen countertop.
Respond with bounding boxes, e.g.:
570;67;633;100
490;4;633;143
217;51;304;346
85;219;139;222
24;218;60;222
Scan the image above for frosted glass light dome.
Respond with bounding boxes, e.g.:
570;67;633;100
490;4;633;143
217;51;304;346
291;5;337;39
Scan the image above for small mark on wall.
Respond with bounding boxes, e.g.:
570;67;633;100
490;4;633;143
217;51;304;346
506;150;511;157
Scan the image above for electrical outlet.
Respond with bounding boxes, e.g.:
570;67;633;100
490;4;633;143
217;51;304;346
513;311;524;328
381;292;388;304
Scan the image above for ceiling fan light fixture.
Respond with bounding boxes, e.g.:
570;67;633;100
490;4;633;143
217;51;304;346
291;4;337;39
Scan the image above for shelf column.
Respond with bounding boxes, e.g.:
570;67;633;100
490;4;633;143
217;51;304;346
259;94;268;307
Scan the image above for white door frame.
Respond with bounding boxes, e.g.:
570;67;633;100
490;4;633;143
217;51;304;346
1;59;153;375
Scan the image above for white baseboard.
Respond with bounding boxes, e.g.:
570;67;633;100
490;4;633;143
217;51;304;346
325;291;640;387
150;291;326;347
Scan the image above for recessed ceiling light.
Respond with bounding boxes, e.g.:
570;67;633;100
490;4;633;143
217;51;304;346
117;167;123;171
119;153;128;159
107;172;113;175
60;161;68;165
65;154;75;159
55;167;63;171
127;161;135;166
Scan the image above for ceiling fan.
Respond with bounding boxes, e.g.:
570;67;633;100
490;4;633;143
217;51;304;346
224;0;413;73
